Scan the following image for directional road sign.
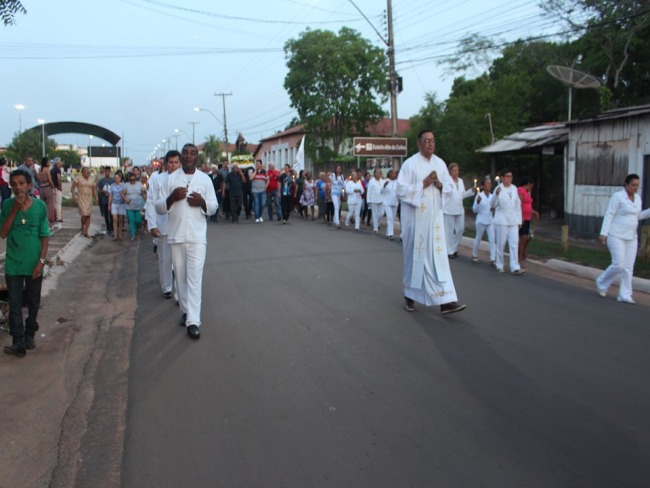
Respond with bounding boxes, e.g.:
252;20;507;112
353;137;408;157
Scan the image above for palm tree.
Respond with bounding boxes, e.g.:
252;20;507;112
1;1;27;26
202;135;222;165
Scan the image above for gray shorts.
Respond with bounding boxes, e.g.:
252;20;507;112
111;203;126;216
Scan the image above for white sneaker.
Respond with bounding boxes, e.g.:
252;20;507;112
617;297;636;304
472;257;479;263
497;268;505;273
596;284;607;297
255;218;260;223
259;217;263;223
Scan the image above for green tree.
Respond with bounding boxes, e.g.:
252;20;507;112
1;0;26;26
5;130;57;163
422;40;572;174
439;34;502;79
52;148;81;169
405;92;445;155
541;0;650;94
284;27;388;161
201;134;222;165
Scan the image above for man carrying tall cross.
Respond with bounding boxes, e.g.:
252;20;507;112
397;130;466;315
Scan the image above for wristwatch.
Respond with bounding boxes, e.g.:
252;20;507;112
39;258;46;265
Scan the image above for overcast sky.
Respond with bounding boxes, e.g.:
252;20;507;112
1;0;557;163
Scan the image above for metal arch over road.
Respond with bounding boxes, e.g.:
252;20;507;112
23;121;121;146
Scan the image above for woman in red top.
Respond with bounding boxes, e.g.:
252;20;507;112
518;177;540;266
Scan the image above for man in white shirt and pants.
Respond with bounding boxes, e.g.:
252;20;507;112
397;130;466;315
156;143;218;339
147;150;181;300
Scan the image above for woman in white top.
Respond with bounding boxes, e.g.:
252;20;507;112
596;173;650;303
329;165;345;228
344;171;364;231
443;163;475;258
366;167;385;233
471;176;496;265
380;169;399;240
491;169;525;275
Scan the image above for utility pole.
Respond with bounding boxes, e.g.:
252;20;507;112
188;121;199;145
214;92;233;162
345;1;400;167
386;0;400;168
387;0;397;138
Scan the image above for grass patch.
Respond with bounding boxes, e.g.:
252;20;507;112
465;229;650;279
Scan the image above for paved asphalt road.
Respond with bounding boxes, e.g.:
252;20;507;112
121;217;650;488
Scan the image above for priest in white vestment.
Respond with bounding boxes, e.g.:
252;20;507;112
397;130;466;315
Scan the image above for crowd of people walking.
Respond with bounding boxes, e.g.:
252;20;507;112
2;134;649;357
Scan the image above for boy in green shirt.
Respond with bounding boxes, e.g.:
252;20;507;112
0;169;50;357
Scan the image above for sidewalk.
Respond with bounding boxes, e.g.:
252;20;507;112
0;205;106;293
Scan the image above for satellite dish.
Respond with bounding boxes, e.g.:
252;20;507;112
546;65;601;89
547;65;602;121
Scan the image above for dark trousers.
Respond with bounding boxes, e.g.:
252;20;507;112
362;201;371;225
99;202;113;232
267;191;281;221
326;202;334;222
243;190;253;218
229;194;243;222
0;184;11;201
222;190;231;217
5;274;42;347
281;195;292;221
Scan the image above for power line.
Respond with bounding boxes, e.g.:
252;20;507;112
345;0;387;44
136;0;364;25
0;45;283;60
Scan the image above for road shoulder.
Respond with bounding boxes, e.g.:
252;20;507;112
0;235;138;488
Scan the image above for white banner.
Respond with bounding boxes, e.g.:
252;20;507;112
293;135;305;173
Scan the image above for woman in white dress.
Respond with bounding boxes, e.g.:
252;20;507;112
380;169;399;240
366;167;385;234
344;171;364;231
596;173;650;303
329;165;345;229
299;171;316;220
443;163;475;258
471;176;496;265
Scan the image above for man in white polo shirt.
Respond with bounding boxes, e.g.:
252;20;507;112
147;150;181;300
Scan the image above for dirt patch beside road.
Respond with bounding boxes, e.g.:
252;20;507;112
0;236;139;488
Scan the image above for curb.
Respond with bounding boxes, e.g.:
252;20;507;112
460;236;650;295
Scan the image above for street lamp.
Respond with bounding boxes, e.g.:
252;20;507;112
194;106;222;124
188;122;199;145
173;129;180;150
194;106;225;160
15;104;25;133
37;118;46;158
